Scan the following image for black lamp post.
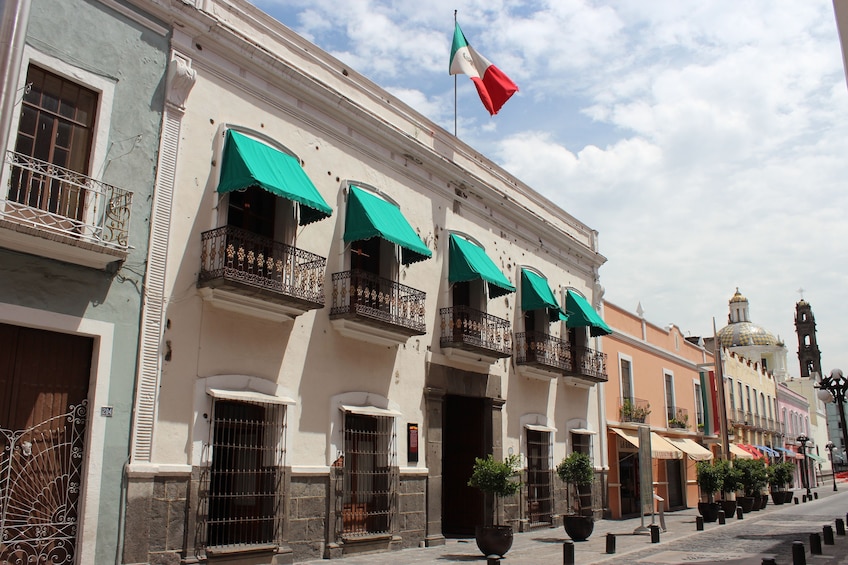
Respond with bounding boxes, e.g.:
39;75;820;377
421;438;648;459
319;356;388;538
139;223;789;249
826;441;837;492
816;369;848;464
797;434;811;499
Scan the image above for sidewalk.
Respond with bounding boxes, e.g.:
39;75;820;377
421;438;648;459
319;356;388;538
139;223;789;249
298;487;848;564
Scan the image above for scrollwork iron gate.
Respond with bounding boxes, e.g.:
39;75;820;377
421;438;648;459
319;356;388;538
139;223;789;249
0;401;87;564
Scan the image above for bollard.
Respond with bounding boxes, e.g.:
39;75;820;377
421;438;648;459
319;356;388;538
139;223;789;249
794;497;799;504
737;507;744;520
810;532;822;555
762;559;777;565
606;532;616;554
487;556;500;565
718;510;726;525
696;515;704;530
823;525;834;545
563;540;575;565
814;492;819;500
650;524;660;543
792;540;806;565
836;518;845;536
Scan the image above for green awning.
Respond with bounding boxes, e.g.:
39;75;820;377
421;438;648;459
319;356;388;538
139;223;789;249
565;290;613;336
217;130;332;225
343;185;432;265
449;234;515;298
520;268;567;320
807;452;828;463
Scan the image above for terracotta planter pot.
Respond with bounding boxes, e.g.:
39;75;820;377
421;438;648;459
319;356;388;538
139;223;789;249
474;525;513;557
562;514;595;541
698;502;721;522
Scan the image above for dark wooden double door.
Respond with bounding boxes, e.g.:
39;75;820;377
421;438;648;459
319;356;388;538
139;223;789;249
0;323;91;564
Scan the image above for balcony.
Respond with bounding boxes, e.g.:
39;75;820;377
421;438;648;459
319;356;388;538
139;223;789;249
0;150;132;269
439;306;511;366
198;225;326;321
564;345;608;385
330;269;426;346
619;397;651;424
515;331;570;381
667;406;690;430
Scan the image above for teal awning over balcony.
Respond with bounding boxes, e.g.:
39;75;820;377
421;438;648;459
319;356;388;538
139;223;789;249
520;268;566;320
343;185;432;265
449;234;515;298
564;290;613;336
217;129;332;225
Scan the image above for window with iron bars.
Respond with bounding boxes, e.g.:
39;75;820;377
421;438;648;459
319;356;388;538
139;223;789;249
202;400;286;550
340;413;397;537
526;429;553;525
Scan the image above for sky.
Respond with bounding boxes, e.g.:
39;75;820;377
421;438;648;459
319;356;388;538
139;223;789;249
250;0;848;378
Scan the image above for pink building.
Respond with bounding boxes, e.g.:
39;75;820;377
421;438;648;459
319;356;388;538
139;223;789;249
777;382;812;490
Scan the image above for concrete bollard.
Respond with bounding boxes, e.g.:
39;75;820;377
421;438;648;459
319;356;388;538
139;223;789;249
696;515;704;530
810;532;822;555
792;540;806;565
487;556;500;565
737;507;744;520
563;540;575;565
650;524;660;543
794;496;799;504
814;492;818;500
823;525;834;545
606;532;616;554
836;518;845;536
718;510;726;525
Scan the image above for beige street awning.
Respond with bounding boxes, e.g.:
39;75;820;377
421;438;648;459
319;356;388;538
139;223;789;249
729;443;754;459
664;436;713;461
611;428;683;460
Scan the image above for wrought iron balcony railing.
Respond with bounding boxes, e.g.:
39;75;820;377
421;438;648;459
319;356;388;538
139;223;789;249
439;306;512;359
198;225;326;310
330;269;426;335
515;331;571;373
667;406;690;429
2;150;132;249
565;345;608;383
619;397;651;424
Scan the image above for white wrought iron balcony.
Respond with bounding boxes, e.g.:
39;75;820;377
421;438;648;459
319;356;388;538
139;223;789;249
0;150;132;269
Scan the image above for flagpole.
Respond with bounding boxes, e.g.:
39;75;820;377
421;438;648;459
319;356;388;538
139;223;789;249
454;10;457;136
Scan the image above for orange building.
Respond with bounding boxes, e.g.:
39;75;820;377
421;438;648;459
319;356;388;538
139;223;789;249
602;301;715;519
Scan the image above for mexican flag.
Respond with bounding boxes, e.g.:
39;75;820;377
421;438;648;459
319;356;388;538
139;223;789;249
449;23;518;115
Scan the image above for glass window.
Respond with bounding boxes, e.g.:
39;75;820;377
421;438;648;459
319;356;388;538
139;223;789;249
620;358;633;401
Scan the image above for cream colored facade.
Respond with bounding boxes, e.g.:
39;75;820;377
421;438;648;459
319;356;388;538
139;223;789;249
722;349;781;451
601;301;714;519
121;1;610;563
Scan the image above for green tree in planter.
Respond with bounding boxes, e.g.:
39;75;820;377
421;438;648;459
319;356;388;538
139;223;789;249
767;461;795;492
556;452;595;517
696;461;723;503
468;454;521;525
714;458;742;500
735;458;768;497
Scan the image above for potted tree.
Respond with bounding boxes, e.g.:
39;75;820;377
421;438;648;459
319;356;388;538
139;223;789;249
714;458;740;517
467;454;521;557
695;461;723;522
734;458;767;512
556;452;595;541
768;461;795;504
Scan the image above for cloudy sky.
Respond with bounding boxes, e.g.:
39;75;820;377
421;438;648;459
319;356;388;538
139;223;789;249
251;0;848;377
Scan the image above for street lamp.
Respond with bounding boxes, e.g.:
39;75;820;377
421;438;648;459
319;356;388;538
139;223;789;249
797;434;812;499
816;369;848;464
826;441;837;492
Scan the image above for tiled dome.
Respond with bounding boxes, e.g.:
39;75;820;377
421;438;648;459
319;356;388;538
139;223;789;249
717;321;779;347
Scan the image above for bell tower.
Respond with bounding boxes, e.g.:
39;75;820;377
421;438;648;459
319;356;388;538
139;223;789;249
795;296;822;378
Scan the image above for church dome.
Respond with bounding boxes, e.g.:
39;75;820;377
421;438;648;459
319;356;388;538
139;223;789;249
717;321;779;347
729;289;747;303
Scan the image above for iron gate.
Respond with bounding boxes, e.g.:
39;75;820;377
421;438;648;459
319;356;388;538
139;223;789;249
0;401;87;564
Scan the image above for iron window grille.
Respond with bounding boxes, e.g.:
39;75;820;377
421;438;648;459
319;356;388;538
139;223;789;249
526;429;553;525
199;399;286;552
338;413;397;538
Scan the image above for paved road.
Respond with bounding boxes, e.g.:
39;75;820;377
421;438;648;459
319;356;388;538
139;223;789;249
299;487;848;564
